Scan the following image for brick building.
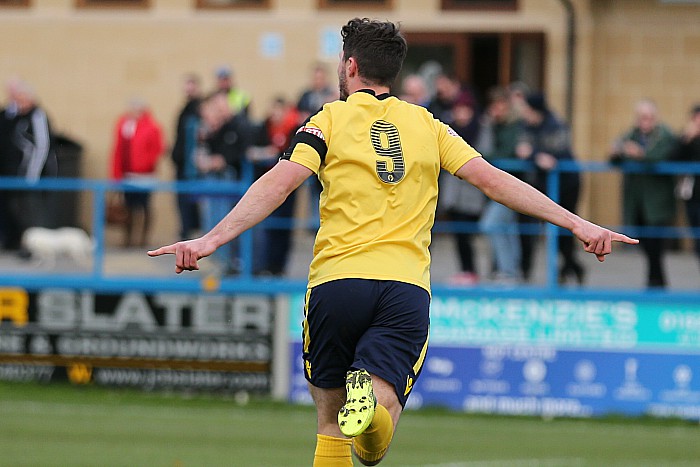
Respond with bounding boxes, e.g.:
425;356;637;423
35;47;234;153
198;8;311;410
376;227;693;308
0;0;698;241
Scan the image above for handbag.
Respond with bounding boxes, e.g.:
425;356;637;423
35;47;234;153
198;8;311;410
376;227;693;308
106;192;128;225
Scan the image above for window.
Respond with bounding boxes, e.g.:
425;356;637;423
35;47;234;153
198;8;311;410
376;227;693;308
441;0;517;10
196;0;270;8
318;0;392;9
0;0;30;6
76;0;149;8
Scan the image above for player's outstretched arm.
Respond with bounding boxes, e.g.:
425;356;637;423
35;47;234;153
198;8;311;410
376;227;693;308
148;160;313;273
456;157;639;262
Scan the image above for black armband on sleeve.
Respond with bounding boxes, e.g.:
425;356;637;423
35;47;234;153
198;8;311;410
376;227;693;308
281;129;328;163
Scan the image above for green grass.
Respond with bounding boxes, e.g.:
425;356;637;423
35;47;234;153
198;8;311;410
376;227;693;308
1;382;699;467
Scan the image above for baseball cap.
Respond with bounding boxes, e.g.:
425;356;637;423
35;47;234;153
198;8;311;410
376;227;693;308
216;66;232;79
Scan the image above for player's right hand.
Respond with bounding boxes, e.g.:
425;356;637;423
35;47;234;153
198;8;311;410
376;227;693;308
147;237;218;274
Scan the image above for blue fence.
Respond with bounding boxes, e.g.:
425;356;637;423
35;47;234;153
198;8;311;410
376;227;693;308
4;161;700;419
1;160;700;298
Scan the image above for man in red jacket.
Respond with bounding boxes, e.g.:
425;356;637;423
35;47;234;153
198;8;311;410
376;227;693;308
110;98;164;247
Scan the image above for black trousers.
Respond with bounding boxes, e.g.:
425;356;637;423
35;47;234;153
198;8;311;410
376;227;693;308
685;196;700;264
629;209;668;288
447;210;480;274
1;190;50;249
521;173;583;282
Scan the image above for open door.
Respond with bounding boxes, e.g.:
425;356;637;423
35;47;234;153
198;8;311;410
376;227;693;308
402;31;545;106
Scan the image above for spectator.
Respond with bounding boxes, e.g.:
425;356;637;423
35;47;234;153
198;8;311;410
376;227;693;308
399;74;430;107
506;81;541;276
478;87;523;284
429;76;485;284
296;63;337;231
610;99;677;288
508;81;531;118
517;92;585;285
439;92;485;285
296;63;336;119
109;98;164;248
197;91;251;274
2;77;20;119
248;96;301;276
428;73;464;123
215;66;251;116
0;80;57;254
0;79;18;249
171;73;202;239
672;104;700;270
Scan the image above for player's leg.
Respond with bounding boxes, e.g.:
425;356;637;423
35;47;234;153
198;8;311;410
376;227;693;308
370;374;402;430
309;383;353;467
350;373;400;466
308;373;398;467
349;281;430;465
303;280;378;466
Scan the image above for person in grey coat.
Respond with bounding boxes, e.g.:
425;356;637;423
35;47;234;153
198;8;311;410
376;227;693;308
438;91;485;285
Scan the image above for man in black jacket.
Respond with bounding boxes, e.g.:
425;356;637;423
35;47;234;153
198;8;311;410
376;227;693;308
197;91;251;273
0;80;57;252
673;104;700;269
171;74;202;239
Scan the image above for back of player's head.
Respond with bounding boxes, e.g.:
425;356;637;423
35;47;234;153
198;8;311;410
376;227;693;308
341;18;407;88
691;103;700;117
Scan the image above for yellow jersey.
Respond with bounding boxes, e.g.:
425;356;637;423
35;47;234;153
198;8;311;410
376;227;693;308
282;90;481;292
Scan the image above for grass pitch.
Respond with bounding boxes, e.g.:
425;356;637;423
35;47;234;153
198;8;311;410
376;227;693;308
1;382;699;467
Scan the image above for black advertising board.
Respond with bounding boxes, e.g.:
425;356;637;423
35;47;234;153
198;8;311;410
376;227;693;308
0;288;273;393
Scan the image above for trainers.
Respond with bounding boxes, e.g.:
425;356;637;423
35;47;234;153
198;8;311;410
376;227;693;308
448;271;479;286
338;369;376;437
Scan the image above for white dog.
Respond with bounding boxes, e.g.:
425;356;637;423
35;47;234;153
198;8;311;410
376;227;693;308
21;227;94;269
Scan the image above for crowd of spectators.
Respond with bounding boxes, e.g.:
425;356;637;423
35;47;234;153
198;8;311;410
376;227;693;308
0;67;698;288
606;100;700;288
167;63;337;276
401;72;699;289
404;73;585;286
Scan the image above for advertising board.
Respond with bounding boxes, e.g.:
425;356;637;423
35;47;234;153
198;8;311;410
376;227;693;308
0;288;273;392
288;293;700;419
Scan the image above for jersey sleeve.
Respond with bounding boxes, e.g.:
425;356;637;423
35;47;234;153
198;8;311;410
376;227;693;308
436;119;482;174
280;106;332;174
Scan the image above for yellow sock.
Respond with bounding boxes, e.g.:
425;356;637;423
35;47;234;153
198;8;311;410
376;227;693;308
353;404;394;463
313;434;353;467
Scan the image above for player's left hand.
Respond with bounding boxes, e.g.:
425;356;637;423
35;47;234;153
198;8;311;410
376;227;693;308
573;220;639;262
147;237;218;273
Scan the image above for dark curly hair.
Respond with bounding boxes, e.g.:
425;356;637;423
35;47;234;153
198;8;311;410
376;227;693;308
341;18;407;88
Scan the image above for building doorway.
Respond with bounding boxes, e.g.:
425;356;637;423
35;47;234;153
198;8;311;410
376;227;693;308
401;32;545;107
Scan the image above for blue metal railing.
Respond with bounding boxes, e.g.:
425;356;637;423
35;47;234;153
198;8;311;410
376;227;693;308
1;160;700;296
